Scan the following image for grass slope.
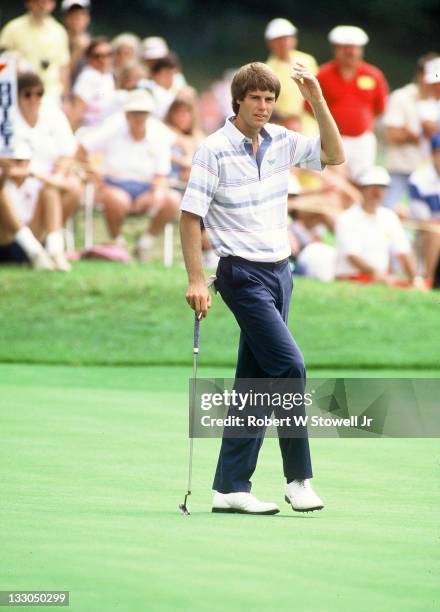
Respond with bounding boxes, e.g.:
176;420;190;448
0;262;439;369
1;364;439;612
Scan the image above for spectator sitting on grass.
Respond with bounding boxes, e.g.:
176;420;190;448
69;37;115;128
0;142;71;271
335;166;424;288
77;89;180;261
62;0;91;88
15;72;81;216
408;132;440;286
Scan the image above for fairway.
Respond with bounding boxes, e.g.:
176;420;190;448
1;364;439;612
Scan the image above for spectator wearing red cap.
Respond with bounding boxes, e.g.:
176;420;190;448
316;26;389;181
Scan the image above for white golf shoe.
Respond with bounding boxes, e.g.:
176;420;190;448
285;480;324;512
212;491;280;515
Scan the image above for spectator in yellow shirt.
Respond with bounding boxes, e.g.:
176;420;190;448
265;17;318;136
0;0;70;101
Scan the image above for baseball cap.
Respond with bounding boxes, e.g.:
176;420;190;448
424;57;440;84
328;25;369;46
265;18;297;40
123;89;155;113
357;166;390;187
61;0;90;10
142;36;169;60
431;133;440;151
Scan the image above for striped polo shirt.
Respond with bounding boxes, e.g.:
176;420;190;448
181;117;324;262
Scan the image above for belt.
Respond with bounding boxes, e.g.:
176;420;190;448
221;255;289;269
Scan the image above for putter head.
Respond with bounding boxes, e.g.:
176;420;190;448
178;503;191;515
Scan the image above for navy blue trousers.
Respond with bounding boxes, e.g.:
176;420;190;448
212;256;313;493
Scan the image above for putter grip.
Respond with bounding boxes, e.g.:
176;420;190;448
193;316;200;351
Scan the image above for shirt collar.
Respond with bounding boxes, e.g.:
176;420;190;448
223;116;273;148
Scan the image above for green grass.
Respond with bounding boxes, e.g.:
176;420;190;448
0;261;439;369
1;364;439;612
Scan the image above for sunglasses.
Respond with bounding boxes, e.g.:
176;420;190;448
21;90;44;99
90;51;112;59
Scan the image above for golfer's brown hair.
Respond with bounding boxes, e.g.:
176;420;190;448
231;62;280;115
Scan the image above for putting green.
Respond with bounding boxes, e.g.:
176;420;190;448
1;364;439;611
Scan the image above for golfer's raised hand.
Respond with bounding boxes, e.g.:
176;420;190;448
186;281;212;318
291;62;324;104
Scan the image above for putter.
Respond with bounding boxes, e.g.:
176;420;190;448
179;313;201;516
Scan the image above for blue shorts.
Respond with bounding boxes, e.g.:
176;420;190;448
0;241;29;264
104;177;152;201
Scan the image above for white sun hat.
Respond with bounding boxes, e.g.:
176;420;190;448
265;18;297;40
141;36;169;60
424;57;440;84
357;166;390;187
123;89;155;113
328;25;369;46
61;0;90;10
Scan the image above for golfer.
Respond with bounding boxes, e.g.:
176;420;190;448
180;62;345;515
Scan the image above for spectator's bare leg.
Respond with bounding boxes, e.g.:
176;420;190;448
133;188;180;261
97;184;131;239
423;232;440;281
135;188;180;236
0;187;23;244
31;186;71;271
61;177;83;223
0;187;53;269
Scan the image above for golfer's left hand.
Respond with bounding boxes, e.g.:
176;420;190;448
291;62;324;105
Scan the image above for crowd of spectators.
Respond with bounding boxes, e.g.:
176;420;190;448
0;2;439;288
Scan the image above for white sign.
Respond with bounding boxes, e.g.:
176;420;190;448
0;55;17;157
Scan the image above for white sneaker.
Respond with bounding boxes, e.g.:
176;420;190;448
51;253;72;272
285;480;324;512
212;491;280;515
135;235;155;263
31;250;55;271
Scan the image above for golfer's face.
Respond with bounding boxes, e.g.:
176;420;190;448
237;90;276;130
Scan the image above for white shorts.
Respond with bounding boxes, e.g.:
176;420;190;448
342;131;377;182
4;178;42;225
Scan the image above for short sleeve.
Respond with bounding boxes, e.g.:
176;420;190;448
288;131;324;171
180;145;219;217
73;69;94;103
